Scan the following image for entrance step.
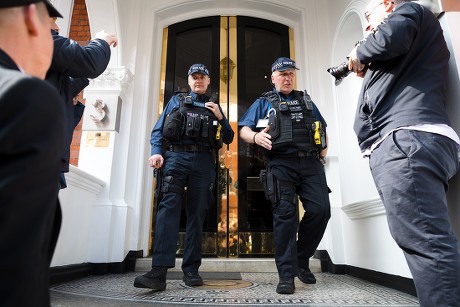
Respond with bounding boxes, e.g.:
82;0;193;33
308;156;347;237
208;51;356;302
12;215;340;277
135;257;321;273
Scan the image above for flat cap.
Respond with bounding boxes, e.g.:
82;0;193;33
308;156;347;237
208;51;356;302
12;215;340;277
0;0;62;18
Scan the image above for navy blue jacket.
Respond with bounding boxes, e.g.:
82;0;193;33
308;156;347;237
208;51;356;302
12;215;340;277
150;92;234;156
46;31;111;173
354;2;451;151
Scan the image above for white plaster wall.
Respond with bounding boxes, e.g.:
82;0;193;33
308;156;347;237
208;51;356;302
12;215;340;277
52;166;104;266
326;0;411;277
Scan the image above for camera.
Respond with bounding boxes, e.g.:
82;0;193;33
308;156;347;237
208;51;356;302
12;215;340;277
327;61;350;86
328;39;367;86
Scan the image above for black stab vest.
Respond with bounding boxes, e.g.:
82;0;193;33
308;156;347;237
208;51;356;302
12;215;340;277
264;90;317;154
162;94;222;149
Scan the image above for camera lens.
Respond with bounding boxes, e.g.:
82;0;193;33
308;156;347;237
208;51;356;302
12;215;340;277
327;61;351;86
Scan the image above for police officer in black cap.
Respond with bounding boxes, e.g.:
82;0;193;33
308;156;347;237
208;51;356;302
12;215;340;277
239;57;331;294
134;64;234;291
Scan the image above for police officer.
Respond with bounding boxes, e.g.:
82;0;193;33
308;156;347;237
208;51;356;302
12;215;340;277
239;57;331;294
134;64;234;291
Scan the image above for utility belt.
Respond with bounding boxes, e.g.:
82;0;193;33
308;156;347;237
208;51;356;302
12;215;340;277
267;150;317;159
168;144;212;152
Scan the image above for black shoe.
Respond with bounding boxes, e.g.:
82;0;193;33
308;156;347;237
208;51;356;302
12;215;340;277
183;271;203;286
276;277;295;294
133;266;167;291
298;267;316;284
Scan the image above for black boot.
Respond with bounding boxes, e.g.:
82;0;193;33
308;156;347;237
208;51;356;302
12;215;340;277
133;266;167;291
183;271;203;286
276;277;295;294
298;267;316;284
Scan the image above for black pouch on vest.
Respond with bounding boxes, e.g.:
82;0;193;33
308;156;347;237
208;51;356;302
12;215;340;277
202;120;209;138
163;108;183;141
186;116;200;137
267;110;279;139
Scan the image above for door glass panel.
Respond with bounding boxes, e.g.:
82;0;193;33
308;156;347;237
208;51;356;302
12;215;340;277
236;16;290;256
163;17;221;257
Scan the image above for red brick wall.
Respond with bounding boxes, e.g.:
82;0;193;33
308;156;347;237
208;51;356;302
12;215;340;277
68;0;91;166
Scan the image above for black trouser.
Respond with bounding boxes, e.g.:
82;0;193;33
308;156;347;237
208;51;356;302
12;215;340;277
151;150;215;273
266;155;331;278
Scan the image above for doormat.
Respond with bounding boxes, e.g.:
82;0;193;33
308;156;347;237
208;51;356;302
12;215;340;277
167;271;241;280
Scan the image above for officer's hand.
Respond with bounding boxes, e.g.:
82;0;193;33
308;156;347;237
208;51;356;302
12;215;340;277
148;154;164;169
205;102;223;120
254;126;272;150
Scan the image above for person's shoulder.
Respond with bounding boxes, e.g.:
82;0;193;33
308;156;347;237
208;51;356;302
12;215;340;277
0;73;61;108
393;1;433;27
395;1;424;17
174;91;188;97
260;89;276;97
0;68;38;95
53;33;74;48
0;66;23;85
173;92;188;103
400;1;422;10
0;77;64;136
20;74;59;94
252;91;272;104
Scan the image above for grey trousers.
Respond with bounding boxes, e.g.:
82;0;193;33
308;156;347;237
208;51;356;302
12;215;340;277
369;129;460;307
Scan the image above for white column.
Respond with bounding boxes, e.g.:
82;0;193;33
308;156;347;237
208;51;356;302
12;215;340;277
79;67;133;262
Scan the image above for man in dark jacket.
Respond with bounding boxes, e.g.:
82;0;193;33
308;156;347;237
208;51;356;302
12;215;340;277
0;1;65;306
46;17;118;188
347;1;460;306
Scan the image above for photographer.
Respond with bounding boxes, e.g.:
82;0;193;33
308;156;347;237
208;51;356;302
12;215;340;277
347;1;460;306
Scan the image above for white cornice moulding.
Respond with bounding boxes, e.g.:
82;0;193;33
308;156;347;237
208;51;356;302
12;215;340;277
65;165;105;195
86;67;133;94
342;198;386;220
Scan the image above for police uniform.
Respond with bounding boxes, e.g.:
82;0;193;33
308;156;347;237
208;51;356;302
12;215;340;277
147;65;234;277
238;58;331;293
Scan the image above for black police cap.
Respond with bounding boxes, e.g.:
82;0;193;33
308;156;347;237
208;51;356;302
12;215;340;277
271;57;299;72
188;64;209;76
